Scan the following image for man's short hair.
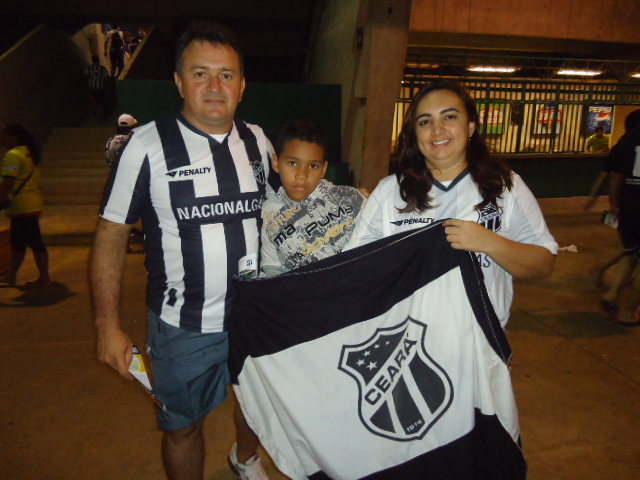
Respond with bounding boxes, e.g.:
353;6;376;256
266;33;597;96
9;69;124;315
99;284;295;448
275;119;329;159
594;126;605;133
175;21;244;75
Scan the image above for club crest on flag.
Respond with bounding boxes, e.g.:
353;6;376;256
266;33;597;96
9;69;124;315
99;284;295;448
477;204;503;232
339;317;453;441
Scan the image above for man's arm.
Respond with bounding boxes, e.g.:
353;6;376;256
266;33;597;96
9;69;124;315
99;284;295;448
90;217;134;379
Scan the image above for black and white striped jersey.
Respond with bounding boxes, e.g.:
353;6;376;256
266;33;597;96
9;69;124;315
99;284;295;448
85;63;108;90
99;112;278;333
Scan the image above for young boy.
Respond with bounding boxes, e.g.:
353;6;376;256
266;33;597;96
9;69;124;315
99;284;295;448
260;119;366;276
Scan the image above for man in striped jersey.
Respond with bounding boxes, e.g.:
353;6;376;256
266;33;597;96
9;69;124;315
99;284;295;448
84;55;110;121
90;21;277;480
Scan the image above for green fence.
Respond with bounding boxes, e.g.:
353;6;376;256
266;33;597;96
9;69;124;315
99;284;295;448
116;80;345;165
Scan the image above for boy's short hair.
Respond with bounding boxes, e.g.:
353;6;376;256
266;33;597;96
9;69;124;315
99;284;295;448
594;126;605;133
175;21;244;75
275;119;329;159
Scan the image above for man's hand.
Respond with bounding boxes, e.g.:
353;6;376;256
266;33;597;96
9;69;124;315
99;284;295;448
96;324;134;379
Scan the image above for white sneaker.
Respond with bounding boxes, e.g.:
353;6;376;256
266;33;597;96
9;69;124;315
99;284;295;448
228;443;270;480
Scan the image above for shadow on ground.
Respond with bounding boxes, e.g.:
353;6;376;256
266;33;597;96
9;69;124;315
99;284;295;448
0;282;75;307
509;308;631;339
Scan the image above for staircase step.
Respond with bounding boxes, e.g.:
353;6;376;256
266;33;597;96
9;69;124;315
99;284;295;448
44;167;109;177
39;127;120;207
45;195;104;206
44;151;105;160
43;158;106;168
43;176;108;191
44;137;109;147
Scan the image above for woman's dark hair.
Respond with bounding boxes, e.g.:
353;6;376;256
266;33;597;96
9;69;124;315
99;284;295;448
175;21;244;75
394;79;512;213
3;123;42;165
275;119;328;159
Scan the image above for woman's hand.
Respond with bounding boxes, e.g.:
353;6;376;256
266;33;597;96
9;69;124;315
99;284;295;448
442;218;555;278
443;219;495;253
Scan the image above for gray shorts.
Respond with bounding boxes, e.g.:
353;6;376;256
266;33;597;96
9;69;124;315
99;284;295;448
147;310;230;431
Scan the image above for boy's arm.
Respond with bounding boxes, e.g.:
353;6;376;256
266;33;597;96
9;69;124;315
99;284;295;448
259;223;286;277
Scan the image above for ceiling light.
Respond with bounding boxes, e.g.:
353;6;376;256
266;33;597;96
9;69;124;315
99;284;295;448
405;62;440;69
631;73;640;78
467;66;517;73
557;69;601;76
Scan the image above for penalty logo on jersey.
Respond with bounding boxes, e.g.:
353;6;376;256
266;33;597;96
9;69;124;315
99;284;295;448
339;317;453;441
477;204;503;232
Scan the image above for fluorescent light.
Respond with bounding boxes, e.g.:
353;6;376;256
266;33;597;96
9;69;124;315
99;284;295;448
406;62;440;69
632;73;640;78
557;69;601;76
467;66;517;73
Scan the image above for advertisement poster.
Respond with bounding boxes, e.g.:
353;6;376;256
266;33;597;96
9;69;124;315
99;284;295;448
534;104;563;134
586;105;614;134
478;103;505;134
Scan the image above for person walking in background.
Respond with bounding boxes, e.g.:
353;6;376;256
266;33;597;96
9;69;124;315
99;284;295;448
599;110;640;326
85;55;110;122
0;123;53;287
105;25;126;77
585;111;640;289
91;21;277;480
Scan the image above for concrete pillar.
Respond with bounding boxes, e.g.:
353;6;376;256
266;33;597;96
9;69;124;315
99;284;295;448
309;0;412;191
357;0;412;191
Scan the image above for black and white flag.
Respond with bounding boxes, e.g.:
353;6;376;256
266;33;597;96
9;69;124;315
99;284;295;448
229;221;526;480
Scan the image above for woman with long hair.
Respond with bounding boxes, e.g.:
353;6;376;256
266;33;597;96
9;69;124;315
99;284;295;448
347;79;557;328
0;123;53;287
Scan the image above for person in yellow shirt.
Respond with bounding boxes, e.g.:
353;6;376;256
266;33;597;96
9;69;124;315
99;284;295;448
0;123;53;287
586;126;610;153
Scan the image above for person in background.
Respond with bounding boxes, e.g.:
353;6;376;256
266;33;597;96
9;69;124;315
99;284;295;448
345;79;557;329
105;113;138;168
586;125;610;154
105;25;126;77
85;55;110;122
585;111;640;289
104;113;142;252
599;110;640;326
90;21;277;480
0;123;54;288
260;119;366;277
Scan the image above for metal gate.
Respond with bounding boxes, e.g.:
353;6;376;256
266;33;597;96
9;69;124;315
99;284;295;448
395;54;640;154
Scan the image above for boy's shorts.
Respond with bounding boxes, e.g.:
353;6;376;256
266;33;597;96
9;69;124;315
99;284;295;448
147;310;230;431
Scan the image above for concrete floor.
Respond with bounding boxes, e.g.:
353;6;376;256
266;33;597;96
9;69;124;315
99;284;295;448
0;197;638;479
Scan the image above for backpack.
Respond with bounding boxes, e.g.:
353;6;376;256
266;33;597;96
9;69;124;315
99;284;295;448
110;31;124;51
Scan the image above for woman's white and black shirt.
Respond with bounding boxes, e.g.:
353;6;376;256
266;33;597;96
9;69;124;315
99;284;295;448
345;170;558;328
